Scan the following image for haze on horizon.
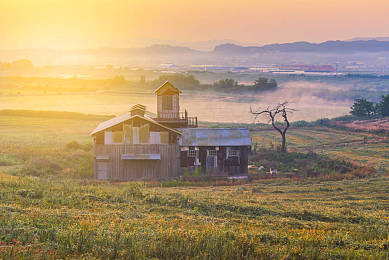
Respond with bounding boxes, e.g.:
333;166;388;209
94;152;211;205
1;0;389;50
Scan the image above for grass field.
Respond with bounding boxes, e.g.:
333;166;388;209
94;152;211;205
251;128;389;171
0;111;388;259
1;173;388;259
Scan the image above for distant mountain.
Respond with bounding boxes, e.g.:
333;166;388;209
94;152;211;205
180;40;259;51
4;39;389;66
120;38;258;51
136;44;200;55
348;37;389;42
213;40;389;54
73;44;200;56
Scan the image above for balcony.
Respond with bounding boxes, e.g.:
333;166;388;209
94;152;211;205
155;110;198;128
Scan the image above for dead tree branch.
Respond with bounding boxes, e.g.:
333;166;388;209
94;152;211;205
250;102;294;152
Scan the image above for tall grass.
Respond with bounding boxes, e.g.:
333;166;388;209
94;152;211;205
0;175;388;259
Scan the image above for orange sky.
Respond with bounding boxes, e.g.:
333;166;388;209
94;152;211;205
1;0;389;49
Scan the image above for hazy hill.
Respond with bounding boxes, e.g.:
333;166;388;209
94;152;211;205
71;44;200;56
3;40;389;66
75;40;389;56
213;40;389;54
348;37;389;42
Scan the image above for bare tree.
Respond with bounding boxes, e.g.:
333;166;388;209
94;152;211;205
250;102;294;152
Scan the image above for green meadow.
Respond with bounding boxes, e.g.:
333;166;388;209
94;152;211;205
0;111;388;259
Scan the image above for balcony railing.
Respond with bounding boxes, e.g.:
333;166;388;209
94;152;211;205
156;110;197;127
187;116;198;127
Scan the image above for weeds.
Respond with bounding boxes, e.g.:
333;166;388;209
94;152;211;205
0;174;388;259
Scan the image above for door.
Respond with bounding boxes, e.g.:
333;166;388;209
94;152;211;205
206;150;218;173
96;161;108;180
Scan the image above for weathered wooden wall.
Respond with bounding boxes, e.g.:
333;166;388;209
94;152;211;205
181;146;249;177
95;144;180;181
157;94;179;119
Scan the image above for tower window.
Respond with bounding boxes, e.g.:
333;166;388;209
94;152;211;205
162;95;173;110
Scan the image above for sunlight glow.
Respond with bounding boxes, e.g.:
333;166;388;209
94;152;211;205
1;0;389;49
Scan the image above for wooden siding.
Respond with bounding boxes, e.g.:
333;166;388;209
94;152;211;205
94;144;180;181
181;146;249;177
100;116;180;145
157;94;179;119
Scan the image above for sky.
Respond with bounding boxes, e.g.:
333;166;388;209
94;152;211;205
1;0;389;50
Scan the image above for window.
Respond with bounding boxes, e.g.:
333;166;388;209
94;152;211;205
112;131;123;143
206;150;218;169
208;150;217;156
188;149;198;157
162;95;173;110
229;149;240;157
95;132;104;144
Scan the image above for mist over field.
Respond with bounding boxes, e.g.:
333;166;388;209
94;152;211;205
180;81;352;123
0;80;352;123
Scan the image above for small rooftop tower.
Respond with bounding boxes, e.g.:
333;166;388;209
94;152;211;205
130;104;146;117
153;81;198;128
154;81;180;119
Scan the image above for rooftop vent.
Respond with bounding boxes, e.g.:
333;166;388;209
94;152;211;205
130;104;146;116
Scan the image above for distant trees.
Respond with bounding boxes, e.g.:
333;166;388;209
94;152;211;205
109;75;126;87
211;77;277;92
350;98;376;118
350;94;389;118
376;94;389;117
0;59;34;72
149;74;278;93
152;74;200;90
212;78;238;90
252;77;277;91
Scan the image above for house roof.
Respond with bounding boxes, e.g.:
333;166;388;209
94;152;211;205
177;128;251;147
90;113;181;136
153;81;181;95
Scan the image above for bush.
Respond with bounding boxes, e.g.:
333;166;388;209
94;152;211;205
66;141;92;152
0;154;19;166
72;153;94;178
21;157;62;176
249;149;363;178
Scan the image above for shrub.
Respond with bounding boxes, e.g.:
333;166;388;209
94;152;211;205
66;141;93;152
0;154;19;166
249;149;361;178
72;153;94;178
349;166;376;178
21;157;62;176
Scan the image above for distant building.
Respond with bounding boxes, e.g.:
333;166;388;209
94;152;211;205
278;65;336;73
91;81;251;181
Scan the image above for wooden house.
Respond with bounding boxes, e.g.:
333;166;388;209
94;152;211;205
178;128;251;176
91;81;251;181
91;104;182;181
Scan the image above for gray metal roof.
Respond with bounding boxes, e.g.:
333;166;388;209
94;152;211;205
178;128;251;147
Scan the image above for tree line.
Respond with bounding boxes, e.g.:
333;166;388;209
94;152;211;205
1;73;277;94
350;95;389;118
0;59;34;71
150;74;277;92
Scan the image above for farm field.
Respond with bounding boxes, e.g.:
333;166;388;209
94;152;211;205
251;128;389;171
0;111;388;259
1;173;389;259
